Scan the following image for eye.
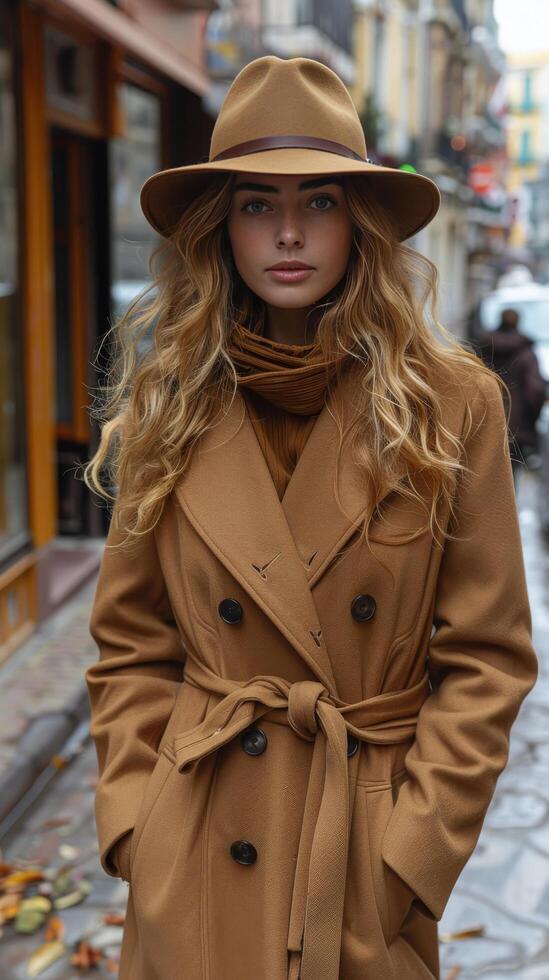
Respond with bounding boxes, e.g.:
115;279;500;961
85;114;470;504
240;194;337;214
241;200;269;214
310;194;336;210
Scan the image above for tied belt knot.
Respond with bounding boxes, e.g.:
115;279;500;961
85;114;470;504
287;679;329;741
173;659;430;980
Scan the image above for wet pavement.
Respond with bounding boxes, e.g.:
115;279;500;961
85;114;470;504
0;735;126;978
439;468;549;979
0;467;547;979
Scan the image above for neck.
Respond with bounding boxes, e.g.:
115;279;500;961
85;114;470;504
264;303;317;345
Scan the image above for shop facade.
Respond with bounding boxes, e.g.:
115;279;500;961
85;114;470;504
0;0;214;660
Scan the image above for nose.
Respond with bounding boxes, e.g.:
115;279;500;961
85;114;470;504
276;210;305;248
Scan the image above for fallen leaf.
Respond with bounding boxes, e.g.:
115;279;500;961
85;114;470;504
70;939;103;968
44;915;65;941
103;911;125;926
41;817;72;830
0;892;22;912
19;897;52;913
51;870;76;896
53;880;92;909
1;869;44;889
0;899;20;924
13;897;53;934
445;968;462;979
439;924;485;942
85;925;125;949
26;939;66;976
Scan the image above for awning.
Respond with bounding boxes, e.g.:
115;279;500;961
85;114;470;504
36;0;211;96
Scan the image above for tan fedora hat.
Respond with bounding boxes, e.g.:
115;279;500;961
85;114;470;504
140;55;441;242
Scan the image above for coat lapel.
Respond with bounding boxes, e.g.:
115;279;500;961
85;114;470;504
173;364;370;693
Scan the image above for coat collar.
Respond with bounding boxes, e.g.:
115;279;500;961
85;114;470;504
173;364;372;694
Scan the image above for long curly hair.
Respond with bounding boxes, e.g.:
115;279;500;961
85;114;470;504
83;170;509;552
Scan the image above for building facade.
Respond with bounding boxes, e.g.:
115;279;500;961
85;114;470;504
505;49;549;261
0;0;215;661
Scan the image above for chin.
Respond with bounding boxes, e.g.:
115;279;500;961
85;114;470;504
262;288;325;308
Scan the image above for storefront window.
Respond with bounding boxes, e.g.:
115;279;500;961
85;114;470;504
0;7;29;562
109;83;162;327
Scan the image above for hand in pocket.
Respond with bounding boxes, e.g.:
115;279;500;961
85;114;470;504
383;861;416;945
113;830;134;883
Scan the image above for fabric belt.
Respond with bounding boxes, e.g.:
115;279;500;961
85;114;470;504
173;658;431;980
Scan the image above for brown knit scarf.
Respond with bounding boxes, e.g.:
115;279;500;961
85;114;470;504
227;319;351;415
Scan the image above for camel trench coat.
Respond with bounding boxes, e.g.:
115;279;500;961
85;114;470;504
86;363;538;980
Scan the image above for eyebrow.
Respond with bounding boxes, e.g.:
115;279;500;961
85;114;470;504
232;176;345;193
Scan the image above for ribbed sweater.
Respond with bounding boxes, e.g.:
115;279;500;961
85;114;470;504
227;320;350;500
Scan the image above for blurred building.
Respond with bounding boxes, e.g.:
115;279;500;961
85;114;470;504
527;162;549;282
351;0;507;335
461;0;509;310
0;0;217;660
504;49;549;277
203;0;356;113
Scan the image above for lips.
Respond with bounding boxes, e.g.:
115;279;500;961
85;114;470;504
267;266;315;282
267;262;314;270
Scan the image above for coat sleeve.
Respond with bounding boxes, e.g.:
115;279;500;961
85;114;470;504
381;371;539;921
85;500;185;878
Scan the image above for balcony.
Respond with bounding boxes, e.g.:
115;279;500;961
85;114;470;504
512;99;538;114
515;153;537;167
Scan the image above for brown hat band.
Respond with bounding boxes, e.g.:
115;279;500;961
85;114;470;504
211;134;371;163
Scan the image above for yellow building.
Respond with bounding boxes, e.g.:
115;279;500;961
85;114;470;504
505;50;549;248
351;0;473;335
351;0;420;160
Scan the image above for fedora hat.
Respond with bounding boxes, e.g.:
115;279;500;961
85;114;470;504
140;55;441;242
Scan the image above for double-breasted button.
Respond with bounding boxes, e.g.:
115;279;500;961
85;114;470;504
347;733;360;757
218;598;243;624
350;594;376;622
230;840;257;865
240;725;268;756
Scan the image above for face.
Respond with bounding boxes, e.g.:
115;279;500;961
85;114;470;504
226;173;353;313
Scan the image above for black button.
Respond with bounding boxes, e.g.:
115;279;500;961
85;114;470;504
347;733;360;757
218;598;243;624
230;840;257;865
351;594;376;622
240;725;268;756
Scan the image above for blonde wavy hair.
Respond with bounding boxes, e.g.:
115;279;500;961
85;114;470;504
83;171;509;552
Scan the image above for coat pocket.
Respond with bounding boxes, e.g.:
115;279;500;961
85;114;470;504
128;746;176;881
366;767;412;948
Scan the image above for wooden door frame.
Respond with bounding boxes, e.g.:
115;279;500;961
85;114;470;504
19;3;57;548
19;3;172;547
52;131;91;445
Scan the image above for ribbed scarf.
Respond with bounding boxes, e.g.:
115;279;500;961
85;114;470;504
227;320;351;415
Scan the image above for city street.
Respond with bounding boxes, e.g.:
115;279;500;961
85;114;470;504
439;468;549;979
0;468;546;979
0;0;547;976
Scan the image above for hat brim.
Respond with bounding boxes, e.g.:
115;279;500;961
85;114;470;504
140;147;441;243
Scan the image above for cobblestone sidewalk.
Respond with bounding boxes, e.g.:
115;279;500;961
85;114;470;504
0;572;101;823
439;469;549;979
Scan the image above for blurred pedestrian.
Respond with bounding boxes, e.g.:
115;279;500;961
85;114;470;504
475;308;546;488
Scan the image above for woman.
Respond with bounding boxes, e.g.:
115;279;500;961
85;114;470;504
84;56;538;980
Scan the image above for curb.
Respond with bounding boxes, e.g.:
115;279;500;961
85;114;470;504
0;684;90;827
